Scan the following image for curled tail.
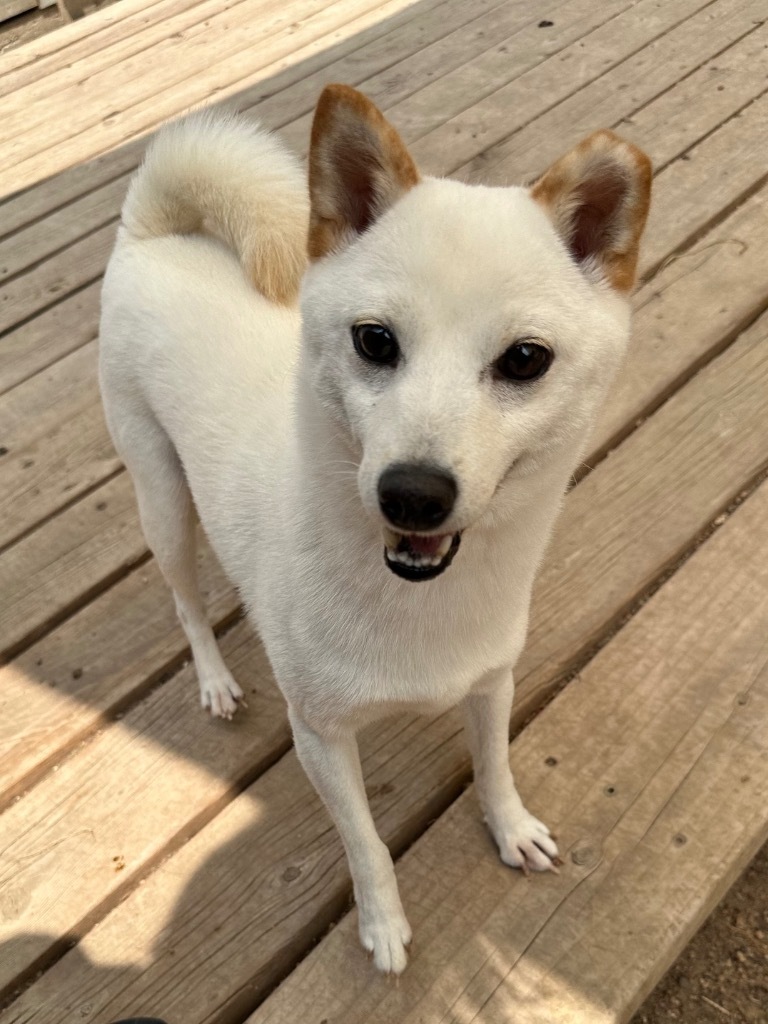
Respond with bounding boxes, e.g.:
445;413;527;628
122;110;308;304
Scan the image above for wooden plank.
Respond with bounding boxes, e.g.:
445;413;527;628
0;282;100;396
595;186;768;458
0;713;462;1024
0;0;631;332
0;0;464;230
0;0;173;78
0;0;537;274
0;150;139;240
0;221;115;336
3;0;302;104
414;0;763;176
639;90;768;278
2;0;715;194
0;0;747;332
0;394;119;552
454;9;768;188
0;0;421;188
251;479;768;1024
236;0;533;124
0;343;113;554
0;541;237;808
0;0;627;323
276;0;636;156
0;0;262;91
0;618;292;1003
0;474;146;661
0;341;96;444
520;306;768;708
3;289;768;1016
0;175;126;286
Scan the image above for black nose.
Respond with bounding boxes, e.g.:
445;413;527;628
378;463;457;531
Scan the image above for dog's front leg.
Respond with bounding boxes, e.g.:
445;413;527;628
463;669;561;874
289;707;412;974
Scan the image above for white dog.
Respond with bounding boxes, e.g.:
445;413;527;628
99;85;651;974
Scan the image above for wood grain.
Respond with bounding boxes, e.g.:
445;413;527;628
0;0;462;229
0;474;146;660
0;537;237;807
0;0;440;193
0;282;101;396
411;0;751;176
0;618;291;1001
0;0;170;80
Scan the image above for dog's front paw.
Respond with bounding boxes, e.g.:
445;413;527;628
200;673;245;720
359;904;412;975
496;811;562;875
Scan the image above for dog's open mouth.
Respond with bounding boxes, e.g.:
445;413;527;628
383;528;462;582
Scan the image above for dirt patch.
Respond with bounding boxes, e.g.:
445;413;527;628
633;842;768;1023
0;6;62;53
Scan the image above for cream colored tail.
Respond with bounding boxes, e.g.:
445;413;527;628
122;110;308;304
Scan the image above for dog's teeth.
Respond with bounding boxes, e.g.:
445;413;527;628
436;534;453;558
383;527;401;549
386;547;414;567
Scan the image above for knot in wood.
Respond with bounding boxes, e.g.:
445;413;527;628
571;845;597;867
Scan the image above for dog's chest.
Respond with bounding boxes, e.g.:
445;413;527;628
260;560;529;728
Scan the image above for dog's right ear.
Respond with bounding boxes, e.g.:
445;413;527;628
307;84;420;260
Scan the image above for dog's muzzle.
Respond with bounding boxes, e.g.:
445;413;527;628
378;462;460;580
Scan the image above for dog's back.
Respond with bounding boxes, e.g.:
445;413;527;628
99;113;308;605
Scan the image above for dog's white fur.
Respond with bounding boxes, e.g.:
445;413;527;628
100;90;650;974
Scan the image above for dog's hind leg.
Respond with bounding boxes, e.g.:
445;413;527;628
116;412;244;718
288;707;412;974
463;668;560;873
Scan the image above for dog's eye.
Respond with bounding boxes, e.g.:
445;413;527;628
352;323;399;365
495;340;553;382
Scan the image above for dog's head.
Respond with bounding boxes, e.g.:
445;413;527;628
300;85;652;582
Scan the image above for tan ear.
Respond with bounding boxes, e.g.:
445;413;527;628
531;130;652;293
307;84;420;260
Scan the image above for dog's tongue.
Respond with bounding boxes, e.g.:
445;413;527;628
405;534;445;556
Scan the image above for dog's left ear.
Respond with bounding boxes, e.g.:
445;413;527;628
531;130;652;293
307;84;420;260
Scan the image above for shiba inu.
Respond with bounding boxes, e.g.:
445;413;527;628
99;84;651;974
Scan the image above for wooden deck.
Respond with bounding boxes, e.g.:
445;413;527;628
1;0;767;1021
